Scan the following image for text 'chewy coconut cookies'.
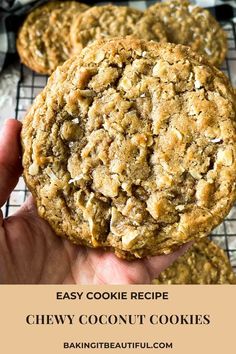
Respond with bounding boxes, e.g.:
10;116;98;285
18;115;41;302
22;38;236;259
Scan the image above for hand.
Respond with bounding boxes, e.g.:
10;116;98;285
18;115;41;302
0;119;190;284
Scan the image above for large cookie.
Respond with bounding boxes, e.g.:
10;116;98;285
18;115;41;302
16;1;89;74
70;4;167;54
146;0;227;67
154;238;236;284
21;38;236;259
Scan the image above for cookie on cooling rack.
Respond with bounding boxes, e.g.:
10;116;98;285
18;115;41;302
21;37;236;259
153;238;236;284
70;4;167;54
145;0;227;67
16;1;89;74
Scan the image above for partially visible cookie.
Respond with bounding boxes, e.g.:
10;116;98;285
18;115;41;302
17;1;89;74
21;38;236;260
134;13;168;43
70;5;167;54
146;0;227;67
154;238;236;284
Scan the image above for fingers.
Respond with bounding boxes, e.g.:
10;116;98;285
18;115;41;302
72;242;193;285
18;195;37;215
0;119;22;207
144;242;193;281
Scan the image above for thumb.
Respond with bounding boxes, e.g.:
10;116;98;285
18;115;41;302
0;119;22;207
144;242;193;280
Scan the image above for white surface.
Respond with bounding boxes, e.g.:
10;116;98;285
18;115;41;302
0;64;20;126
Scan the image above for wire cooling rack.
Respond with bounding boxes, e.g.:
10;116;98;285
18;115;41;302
2;17;236;272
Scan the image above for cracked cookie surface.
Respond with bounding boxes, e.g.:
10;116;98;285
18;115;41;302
17;1;88;74
21;38;236;259
70;4;167;54
154;238;236;284
146;0;227;67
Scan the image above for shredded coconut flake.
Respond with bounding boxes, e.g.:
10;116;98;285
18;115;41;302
35;49;44;58
211;138;222;143
45;167;58;181
195;80;202;89
176;205;185;211
69;175;83;184
188;4;198;13
204;48;212;55
72;118;80;124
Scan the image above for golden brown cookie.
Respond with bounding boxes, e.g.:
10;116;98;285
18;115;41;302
21;38;236;259
70;4;167;54
154;238;236;284
146;0;227;67
16;1;89;74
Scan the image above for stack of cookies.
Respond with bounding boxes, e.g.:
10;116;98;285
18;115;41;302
17;0;227;74
19;1;236;283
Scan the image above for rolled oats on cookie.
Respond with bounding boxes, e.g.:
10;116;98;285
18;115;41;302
21;38;236;259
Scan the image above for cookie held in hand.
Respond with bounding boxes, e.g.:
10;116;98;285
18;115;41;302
21;38;236;259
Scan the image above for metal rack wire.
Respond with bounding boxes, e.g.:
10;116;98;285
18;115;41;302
3;19;236;272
